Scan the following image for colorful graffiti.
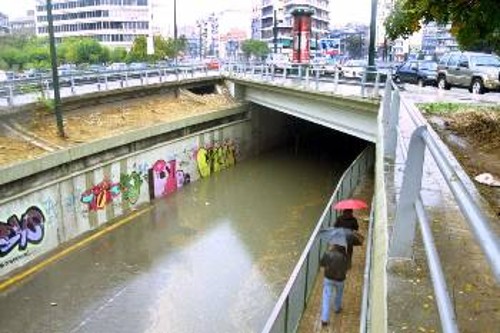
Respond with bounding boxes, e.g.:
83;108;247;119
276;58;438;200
197;143;236;178
0;207;45;257
81;179;121;211
149;160;191;199
120;171;145;205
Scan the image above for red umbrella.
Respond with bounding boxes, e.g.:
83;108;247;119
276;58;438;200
333;199;368;210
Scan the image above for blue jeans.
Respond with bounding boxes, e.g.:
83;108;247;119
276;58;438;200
321;278;345;322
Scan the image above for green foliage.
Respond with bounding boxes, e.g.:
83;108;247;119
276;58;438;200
345;35;363;59
58;38;110;64
110;47;127;63
126;35;188;63
418;103;500;115
385;0;500;53
241;39;270;59
126;35;148;63
0;35;114;70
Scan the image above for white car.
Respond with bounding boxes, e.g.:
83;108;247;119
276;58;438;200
342;60;367;79
0;70;7;82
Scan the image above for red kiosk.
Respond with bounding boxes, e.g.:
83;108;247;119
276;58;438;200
291;6;315;64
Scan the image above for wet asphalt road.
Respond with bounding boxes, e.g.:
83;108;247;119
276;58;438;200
0;147;353;333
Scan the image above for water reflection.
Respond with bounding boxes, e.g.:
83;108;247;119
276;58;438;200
0;148;347;333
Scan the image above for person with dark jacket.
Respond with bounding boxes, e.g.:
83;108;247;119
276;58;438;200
334;209;359;268
320;244;349;327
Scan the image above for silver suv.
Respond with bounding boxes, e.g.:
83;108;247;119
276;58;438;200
437;51;500;94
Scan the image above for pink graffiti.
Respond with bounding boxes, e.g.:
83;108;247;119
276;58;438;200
150;159;191;199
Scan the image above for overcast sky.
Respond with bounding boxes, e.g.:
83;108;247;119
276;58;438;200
0;0;371;26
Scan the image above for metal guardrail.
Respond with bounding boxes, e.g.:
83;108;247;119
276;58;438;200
261;145;375;333
0;65;218;107
359;197;376;333
386;79;500;333
221;63;388;100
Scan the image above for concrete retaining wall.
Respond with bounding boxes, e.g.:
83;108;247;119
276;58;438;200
0;105;290;278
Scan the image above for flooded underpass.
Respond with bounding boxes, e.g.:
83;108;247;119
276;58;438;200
0;116;368;333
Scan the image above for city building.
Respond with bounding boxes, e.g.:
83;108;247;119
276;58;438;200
421;22;458;58
259;0;330;57
251;0;262;40
9;10;36;35
35;0;153;49
328;24;369;59
375;0;415;61
0;11;9;35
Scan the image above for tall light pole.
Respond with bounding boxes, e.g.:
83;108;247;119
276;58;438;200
368;0;377;69
174;0;178;65
46;0;65;138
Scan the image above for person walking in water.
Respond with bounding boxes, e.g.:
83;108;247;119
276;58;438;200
320;243;349;327
334;209;359;268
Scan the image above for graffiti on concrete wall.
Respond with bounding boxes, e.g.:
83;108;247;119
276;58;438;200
80;179;121;211
0;207;45;257
120;171;146;205
149;159;191;199
197;142;237;178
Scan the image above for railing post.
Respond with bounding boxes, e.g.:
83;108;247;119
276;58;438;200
389;126;427;259
70;76;75;95
373;72;380;98
385;89;401;159
305;66;310;88
315;66;320;91
298;65;302;79
7;85;14;106
361;70;367;97
271;64;275;80
334;68;339;92
97;76;101;91
145;71;149;85
104;74;109;90
260;64;264;79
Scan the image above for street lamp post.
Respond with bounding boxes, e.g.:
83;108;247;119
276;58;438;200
46;0;65;138
174;0;178;69
368;0;377;69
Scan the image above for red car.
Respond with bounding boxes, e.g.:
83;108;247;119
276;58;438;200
206;59;220;70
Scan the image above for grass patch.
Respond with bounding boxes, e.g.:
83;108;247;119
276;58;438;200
418;102;500;115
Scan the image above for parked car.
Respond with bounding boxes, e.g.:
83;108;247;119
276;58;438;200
108;62;128;72
205;58;220;70
342;60;367;79
437;51;500;94
0;70;7;82
266;53;290;73
393;60;438;86
323;60;342;76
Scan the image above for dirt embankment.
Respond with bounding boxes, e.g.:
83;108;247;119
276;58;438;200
0;92;237;168
423;104;500;217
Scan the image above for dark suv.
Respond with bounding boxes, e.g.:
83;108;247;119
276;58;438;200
437;51;500;94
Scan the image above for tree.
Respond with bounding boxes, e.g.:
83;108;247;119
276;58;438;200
58;37;110;64
241;39;269;60
110;47;127;63
126;36;148;63
385;0;500;53
345;35;363;59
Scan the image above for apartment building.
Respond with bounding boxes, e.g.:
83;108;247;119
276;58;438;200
35;0;152;49
421;22;458;58
259;0;330;55
0;12;9;34
10;10;36;35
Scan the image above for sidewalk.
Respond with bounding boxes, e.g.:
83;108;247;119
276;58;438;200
297;173;374;333
386;98;500;332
